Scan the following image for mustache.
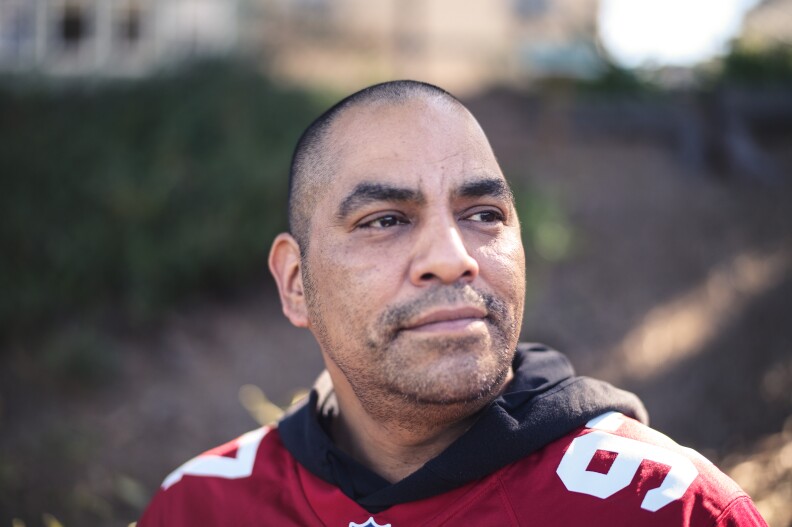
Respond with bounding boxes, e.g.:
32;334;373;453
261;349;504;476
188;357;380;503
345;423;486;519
375;284;508;341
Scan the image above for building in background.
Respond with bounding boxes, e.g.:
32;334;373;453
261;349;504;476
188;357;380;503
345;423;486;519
739;0;792;49
0;0;239;77
0;0;603;90
256;0;603;92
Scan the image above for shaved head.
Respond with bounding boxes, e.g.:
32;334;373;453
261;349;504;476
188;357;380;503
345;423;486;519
287;80;466;252
271;78;525;434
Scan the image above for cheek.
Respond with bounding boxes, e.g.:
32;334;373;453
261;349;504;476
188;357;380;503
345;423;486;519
476;236;526;301
478;229;524;267
307;242;405;329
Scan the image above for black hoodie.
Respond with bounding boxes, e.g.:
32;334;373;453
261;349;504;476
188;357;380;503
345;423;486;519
278;343;648;514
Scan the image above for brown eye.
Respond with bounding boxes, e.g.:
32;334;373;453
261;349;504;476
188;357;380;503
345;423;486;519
467;210;504;223
360;214;408;229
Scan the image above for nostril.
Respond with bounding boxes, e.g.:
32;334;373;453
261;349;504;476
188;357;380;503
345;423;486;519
420;272;435;281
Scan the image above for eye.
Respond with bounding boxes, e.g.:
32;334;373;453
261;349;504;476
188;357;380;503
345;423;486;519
466;209;505;223
358;214;409;229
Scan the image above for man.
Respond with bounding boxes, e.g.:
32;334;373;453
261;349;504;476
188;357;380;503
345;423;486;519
140;81;766;526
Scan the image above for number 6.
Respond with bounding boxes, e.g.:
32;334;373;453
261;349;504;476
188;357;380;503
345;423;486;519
556;413;699;512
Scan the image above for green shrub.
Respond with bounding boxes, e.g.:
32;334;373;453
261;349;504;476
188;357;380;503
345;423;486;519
0;61;326;335
512;183;574;263
720;44;792;85
575;61;658;95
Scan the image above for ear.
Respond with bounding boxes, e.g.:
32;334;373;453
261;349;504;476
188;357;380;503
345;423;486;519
268;233;309;328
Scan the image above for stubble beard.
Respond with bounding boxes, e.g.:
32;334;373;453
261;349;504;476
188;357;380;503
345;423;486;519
302;248;522;423
317;282;520;425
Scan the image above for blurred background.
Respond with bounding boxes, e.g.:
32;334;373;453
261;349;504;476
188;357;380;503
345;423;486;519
0;0;791;525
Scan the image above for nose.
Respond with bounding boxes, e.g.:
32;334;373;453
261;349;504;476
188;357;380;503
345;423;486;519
409;219;479;286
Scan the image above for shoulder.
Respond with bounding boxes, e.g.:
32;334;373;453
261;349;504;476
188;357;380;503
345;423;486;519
500;412;767;526
138;426;299;527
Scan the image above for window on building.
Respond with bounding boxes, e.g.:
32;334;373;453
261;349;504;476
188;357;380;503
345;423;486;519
514;0;548;18
61;4;87;49
118;3;142;45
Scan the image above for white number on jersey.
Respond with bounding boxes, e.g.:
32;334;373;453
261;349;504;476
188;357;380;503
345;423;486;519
556;412;699;512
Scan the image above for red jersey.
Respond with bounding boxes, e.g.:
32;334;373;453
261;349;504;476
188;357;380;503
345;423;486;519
139;411;765;526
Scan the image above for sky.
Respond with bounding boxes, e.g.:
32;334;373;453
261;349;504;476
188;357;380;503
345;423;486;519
598;0;762;67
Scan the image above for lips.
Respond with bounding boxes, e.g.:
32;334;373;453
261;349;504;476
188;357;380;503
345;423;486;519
401;306;487;332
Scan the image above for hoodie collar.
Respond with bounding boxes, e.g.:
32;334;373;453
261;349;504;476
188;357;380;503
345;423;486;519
278;343;648;513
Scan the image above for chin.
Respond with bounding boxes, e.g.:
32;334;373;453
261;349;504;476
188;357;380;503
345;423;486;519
383;341;512;406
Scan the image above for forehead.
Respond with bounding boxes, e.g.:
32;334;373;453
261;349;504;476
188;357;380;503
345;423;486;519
324;98;503;196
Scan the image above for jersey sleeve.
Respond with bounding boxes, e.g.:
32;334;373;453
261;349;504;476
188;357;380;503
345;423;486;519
714;496;768;527
137;486;178;527
137;427;271;527
504;411;770;527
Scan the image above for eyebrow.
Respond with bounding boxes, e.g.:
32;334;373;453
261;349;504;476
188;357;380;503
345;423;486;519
336;182;425;220
455;177;515;205
335;177;514;221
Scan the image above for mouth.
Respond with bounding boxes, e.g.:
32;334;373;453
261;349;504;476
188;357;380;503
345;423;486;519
400;306;488;334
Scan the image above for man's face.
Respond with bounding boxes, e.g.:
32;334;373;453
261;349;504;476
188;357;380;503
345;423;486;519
302;99;526;408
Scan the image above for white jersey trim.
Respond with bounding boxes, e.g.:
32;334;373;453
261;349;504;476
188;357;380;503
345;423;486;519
162;427;269;490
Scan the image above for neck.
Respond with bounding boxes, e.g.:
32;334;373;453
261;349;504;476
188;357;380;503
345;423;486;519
326;361;513;483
